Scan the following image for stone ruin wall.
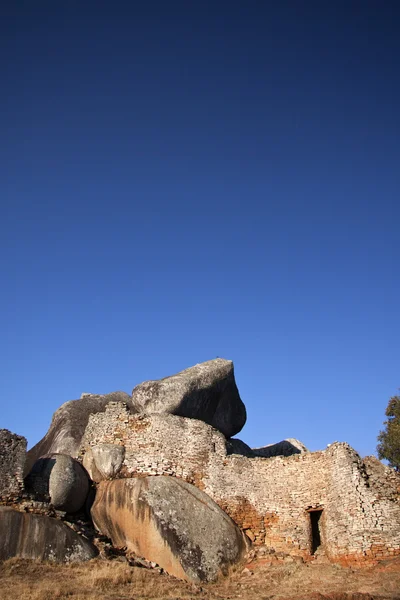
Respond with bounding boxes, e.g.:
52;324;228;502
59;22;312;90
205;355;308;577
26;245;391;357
0;429;27;503
325;444;400;564
80;403;400;565
0;429;69;518
81;402;227;487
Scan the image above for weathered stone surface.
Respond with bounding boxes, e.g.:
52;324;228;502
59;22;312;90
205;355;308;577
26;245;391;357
0;429;27;501
80;401;400;564
362;455;400;501
91;476;248;583
0;507;97;562
91;444;125;479
25;453;90;513
131;359;246;438
252;438;308;458
25;391;134;474
82;447;103;483
80;408;227;484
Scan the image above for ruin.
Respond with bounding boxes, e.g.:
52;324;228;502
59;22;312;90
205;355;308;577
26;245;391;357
1;358;400;577
79;402;400;565
0;429;27;503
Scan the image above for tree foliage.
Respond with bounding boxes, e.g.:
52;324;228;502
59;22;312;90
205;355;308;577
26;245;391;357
377;395;400;471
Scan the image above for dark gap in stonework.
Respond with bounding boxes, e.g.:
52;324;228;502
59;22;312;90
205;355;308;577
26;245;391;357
309;509;323;554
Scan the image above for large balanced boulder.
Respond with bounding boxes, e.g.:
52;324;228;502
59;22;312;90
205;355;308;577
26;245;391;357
25;453;90;513
25;391;134;474
91;476;248;583
0;507;97;562
131;359;246;438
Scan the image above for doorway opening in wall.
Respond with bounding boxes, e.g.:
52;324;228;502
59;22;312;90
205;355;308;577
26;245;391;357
308;509;323;554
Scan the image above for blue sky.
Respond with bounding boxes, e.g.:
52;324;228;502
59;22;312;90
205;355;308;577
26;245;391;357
1;1;399;457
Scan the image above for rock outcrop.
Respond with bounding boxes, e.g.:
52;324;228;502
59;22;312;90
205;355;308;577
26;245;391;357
131;358;246;438
252;438;308;458
25;391;134;474
0;507;97;562
91;476;248;583
3;356;400;573
25;454;90;513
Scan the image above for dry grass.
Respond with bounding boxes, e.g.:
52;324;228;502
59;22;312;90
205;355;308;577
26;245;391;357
1;556;400;600
0;558;202;600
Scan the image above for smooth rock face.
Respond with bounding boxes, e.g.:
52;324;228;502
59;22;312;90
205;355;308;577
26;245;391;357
91;444;125;479
252;438;308;458
226;438;255;457
91;476;248;583
25;453;90;513
0;507;97;562
82;447;103;483
131;359;246;438
25;391;134;474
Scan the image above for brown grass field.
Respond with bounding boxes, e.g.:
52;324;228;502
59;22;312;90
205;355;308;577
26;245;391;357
1;556;400;600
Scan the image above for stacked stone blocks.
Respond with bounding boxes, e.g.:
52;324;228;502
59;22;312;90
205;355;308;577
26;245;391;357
0;429;27;503
79;402;400;566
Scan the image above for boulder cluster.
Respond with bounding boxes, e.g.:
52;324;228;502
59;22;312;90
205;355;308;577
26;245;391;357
0;358;306;583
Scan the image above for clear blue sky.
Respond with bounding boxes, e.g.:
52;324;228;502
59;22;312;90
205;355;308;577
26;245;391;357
1;1;399;457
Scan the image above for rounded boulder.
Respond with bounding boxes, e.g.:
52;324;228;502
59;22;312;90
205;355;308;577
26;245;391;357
91;476;248;583
25;453;90;513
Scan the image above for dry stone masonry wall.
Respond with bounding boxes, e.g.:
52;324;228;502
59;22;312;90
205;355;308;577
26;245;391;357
3;359;400;573
80;403;226;487
324;444;400;564
0;429;27;503
79;402;400;565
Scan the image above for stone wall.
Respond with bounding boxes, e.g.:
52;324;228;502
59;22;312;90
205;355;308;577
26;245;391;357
79;403;400;565
81;404;226;488
0;429;27;502
324;446;400;564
